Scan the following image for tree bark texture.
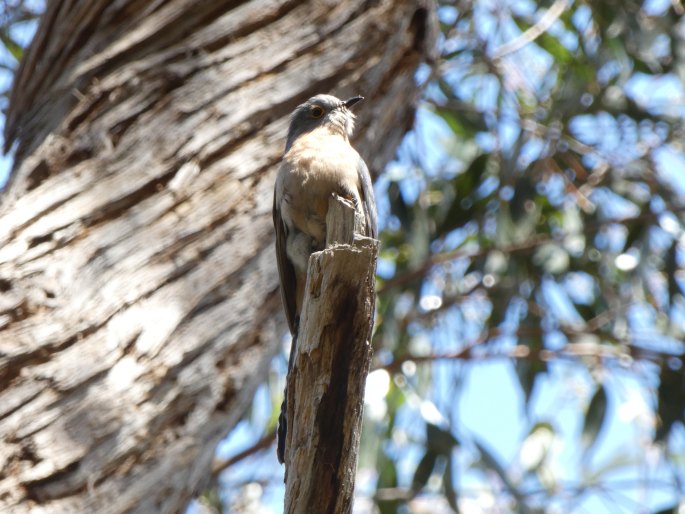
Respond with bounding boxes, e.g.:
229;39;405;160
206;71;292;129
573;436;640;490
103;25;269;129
283;196;377;514
0;1;434;513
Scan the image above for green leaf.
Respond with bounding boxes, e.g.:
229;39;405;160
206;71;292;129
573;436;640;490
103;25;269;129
488;292;509;327
581;383;608;453
438;153;489;235
426;422;460;455
515;323;547;406
385;380;406;417
665;240;679;305
0;31;23;61
411;450;438;492
652;505;679;514
511;14;532;33
387;181;411;228
377;453;398;489
537;32;574;64
434;102;488;137
622;222;644;252
656;364;685;441
510;176;536;223
444;456;460;514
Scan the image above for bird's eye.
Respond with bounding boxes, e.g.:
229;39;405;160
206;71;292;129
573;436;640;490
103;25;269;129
311;106;324;118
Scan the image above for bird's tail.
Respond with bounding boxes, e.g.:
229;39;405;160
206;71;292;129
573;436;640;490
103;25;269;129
277;325;299;464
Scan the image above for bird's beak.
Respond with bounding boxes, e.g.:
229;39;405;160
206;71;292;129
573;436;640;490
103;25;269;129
343;96;364;109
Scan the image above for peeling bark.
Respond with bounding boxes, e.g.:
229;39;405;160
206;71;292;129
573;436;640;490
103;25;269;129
0;0;435;512
283;196;377;514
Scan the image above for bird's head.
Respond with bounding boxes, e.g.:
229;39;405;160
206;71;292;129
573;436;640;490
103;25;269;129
285;94;363;150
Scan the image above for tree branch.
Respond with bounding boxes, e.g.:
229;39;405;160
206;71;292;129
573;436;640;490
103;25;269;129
378;324;681;374
492;0;570;60
378;234;549;294
283;195;379;514
211;429;276;477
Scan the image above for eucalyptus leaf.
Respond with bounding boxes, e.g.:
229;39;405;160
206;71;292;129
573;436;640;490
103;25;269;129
581;384;608;454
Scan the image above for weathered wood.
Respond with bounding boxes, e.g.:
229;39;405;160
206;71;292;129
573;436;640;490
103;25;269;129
325;194;359;246
283;195;378;514
0;0;434;512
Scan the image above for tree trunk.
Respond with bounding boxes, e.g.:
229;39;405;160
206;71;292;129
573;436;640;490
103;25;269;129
0;1;434;513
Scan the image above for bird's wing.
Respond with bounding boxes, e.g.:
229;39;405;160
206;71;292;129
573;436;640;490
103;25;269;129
357;157;378;239
273;190;298;336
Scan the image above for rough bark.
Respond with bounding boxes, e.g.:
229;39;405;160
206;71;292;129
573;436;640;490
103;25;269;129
283;196;377;514
0;0;434;513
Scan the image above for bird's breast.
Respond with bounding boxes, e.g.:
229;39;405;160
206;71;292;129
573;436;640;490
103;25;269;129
278;132;362;245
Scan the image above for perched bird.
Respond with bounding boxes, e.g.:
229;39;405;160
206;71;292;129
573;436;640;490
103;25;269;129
273;94;377;464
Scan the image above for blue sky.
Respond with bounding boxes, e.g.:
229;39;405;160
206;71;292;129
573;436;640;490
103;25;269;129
0;1;44;190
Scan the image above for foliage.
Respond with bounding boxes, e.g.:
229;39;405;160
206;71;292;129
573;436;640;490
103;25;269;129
368;0;685;512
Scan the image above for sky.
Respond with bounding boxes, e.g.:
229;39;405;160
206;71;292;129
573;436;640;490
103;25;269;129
0;1;44;189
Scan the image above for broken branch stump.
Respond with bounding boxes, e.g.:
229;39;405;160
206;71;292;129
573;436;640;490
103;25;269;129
283;194;378;514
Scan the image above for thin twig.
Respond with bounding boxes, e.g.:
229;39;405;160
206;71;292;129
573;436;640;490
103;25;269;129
493;0;570;60
378;325;679;373
211;429;276;477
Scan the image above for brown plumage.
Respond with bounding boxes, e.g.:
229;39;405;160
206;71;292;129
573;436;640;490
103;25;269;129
273;94;377;463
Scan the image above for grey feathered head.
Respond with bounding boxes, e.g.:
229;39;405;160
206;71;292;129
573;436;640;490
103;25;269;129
285;94;363;151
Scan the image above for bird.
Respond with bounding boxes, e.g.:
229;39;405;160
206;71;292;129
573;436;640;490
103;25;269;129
273;94;377;464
